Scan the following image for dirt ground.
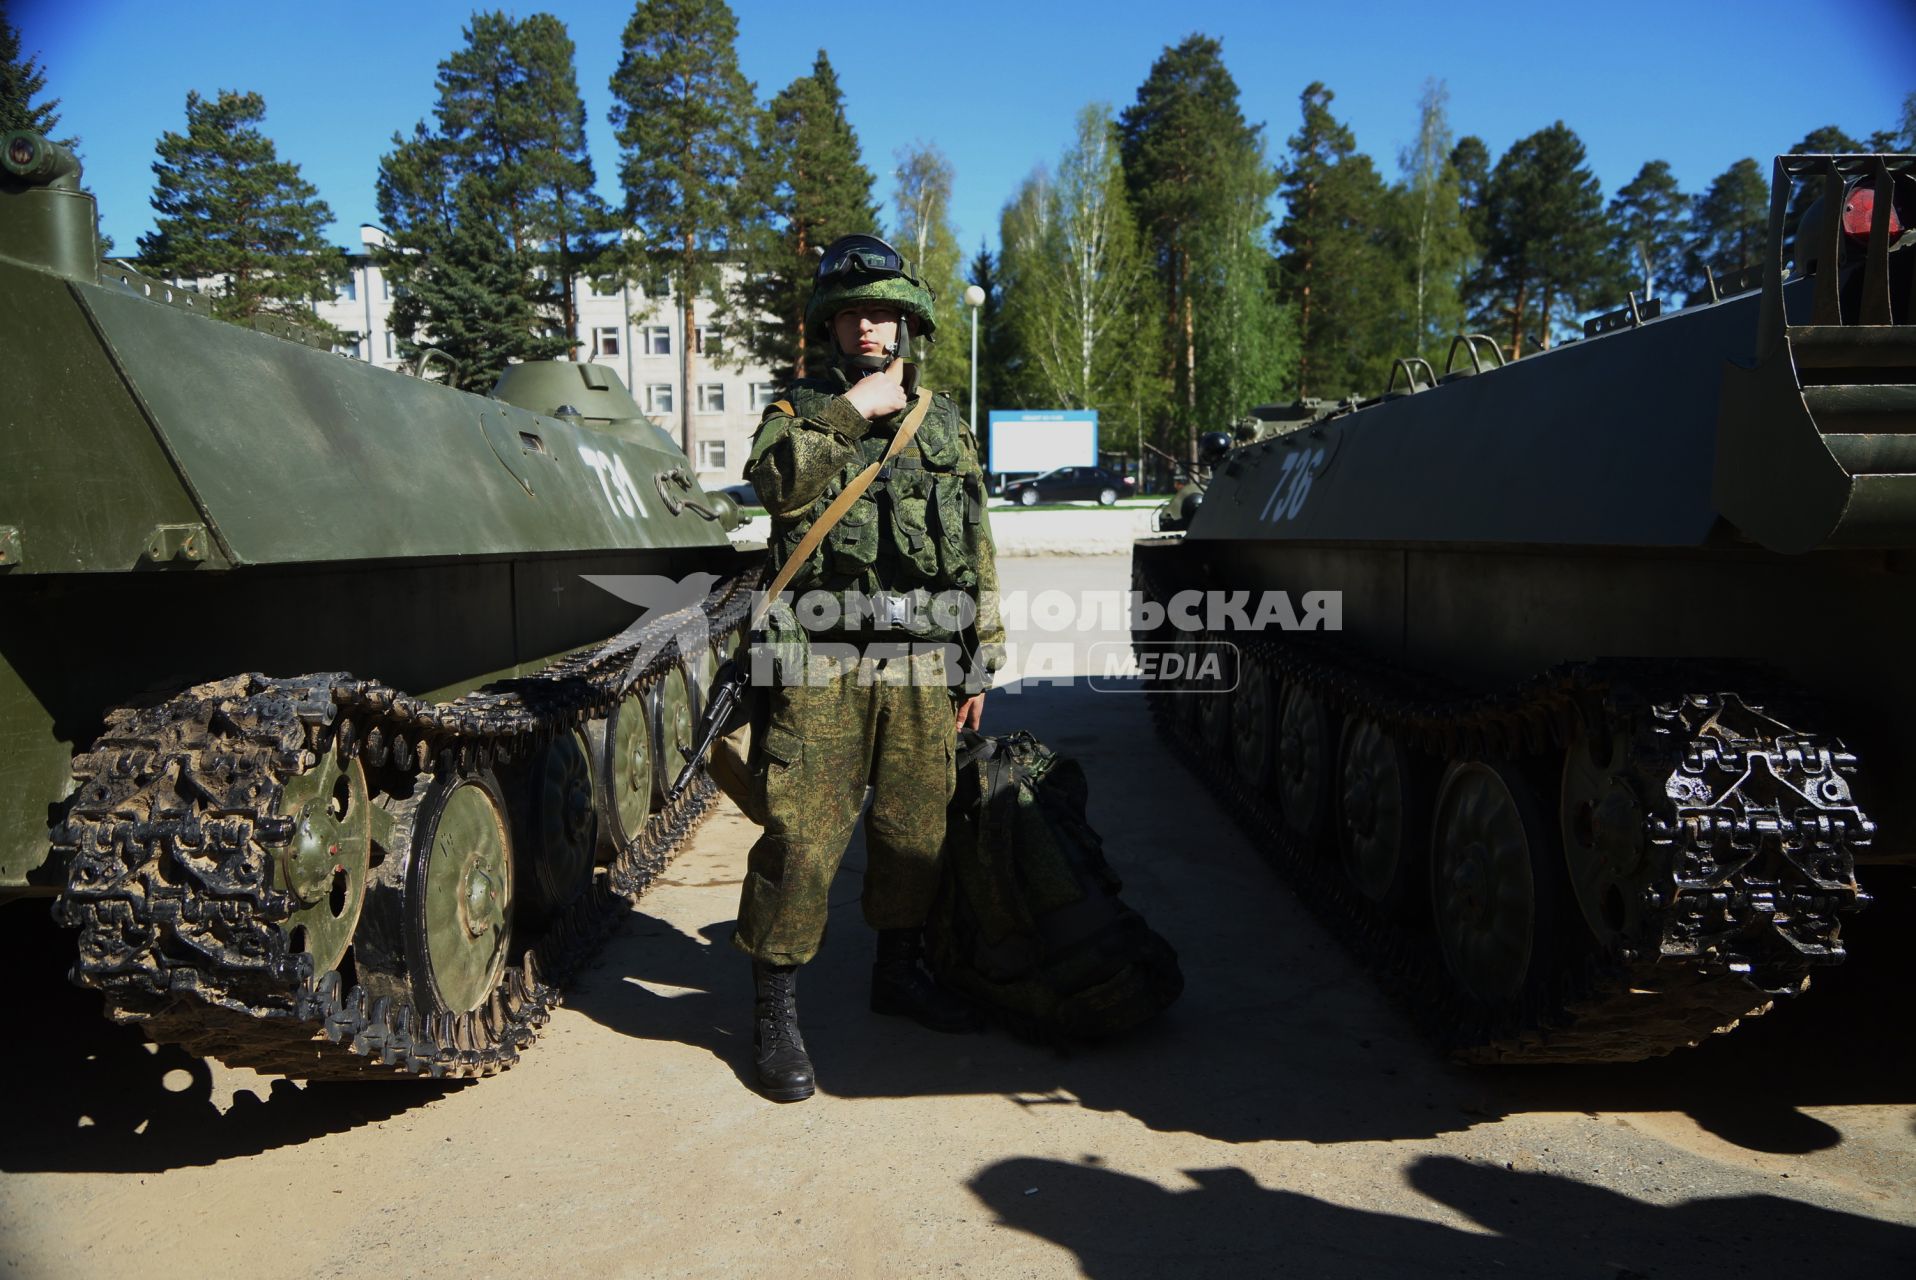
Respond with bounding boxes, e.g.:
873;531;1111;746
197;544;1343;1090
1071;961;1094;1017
2;555;1913;1279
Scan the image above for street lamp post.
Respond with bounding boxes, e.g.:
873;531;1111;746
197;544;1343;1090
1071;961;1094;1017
963;284;986;429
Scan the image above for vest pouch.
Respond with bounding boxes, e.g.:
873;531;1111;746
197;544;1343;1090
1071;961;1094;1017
775;519;825;589
888;470;943;581
931;473;979;589
826;495;880;575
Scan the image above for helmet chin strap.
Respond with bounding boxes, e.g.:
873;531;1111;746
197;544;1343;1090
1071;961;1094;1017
836;321;914;394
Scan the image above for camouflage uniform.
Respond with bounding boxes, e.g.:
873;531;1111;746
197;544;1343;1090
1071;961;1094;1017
732;369;1006;966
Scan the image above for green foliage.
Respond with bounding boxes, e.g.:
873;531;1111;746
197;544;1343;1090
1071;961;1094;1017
1274;82;1400;398
137;90;346;340
1119;34;1283;453
0;6;59;137
890;141;968;393
390;181;570;391
1;7;109;253
1865;92;1915;151
377;11;608;369
1450;135;1491;253
1464;122;1617;358
728;50;879;380
1388;79;1472;370
967;241;1011;417
1791;125;1864;155
609;0;754;446
1684;157;1769;302
997;106;1167;436
1608;160;1688;302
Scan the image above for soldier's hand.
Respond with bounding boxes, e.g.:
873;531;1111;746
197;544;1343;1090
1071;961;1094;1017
844;371;908;421
955;692;985;733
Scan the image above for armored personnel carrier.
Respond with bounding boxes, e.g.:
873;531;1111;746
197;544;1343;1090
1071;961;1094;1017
0;130;757;1079
1136;153;1912;1062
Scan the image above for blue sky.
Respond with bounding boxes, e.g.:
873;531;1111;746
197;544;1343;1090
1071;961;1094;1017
14;0;1914;260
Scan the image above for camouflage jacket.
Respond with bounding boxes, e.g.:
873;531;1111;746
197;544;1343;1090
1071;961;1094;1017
746;368;1006;687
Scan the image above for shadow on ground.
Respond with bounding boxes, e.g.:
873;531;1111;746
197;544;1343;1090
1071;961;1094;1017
967;1153;1916;1278
0;907;446;1173
572;675;1916;1155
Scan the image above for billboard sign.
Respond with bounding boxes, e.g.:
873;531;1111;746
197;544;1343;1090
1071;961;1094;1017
987;409;1098;474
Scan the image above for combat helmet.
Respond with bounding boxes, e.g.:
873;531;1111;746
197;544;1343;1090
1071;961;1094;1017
805;234;938;365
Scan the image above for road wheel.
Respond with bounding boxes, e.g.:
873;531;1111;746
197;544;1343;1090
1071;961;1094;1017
359;767;515;1017
652;661;695;804
1335;718;1429;918
1232;652;1275;786
515;728;597;925
1275;682;1336;843
1020;488;1039;507
1098;487;1117;506
1560;723;1651;952
1429;760;1553;1006
589;683;656;859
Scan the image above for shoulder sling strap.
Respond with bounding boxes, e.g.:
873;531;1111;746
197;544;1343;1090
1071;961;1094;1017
750;387;933;629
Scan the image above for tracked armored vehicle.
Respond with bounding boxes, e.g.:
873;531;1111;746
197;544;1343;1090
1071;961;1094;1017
0;130;758;1079
1136;153;1913;1062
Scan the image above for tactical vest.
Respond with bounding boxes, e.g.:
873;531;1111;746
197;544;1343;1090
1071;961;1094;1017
767;383;988;606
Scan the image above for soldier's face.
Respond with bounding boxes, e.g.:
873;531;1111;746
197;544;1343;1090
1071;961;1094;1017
833;305;901;358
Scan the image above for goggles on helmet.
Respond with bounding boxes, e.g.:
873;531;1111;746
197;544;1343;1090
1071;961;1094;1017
817;234;909;283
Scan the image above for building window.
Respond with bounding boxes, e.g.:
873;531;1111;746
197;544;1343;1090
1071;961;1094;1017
696;439;728;470
383;331;394;360
696;383;726;414
643;325;671;356
645;384;675;416
590;276;621;296
338;275;356;302
594;326;622;358
695;326;723;355
379;271;390;300
750;382;778;409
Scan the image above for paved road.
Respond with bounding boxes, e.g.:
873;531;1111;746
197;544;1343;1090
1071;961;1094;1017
2;555;1912;1278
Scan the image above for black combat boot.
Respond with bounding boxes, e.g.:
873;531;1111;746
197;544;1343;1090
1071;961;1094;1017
752;962;815;1102
871;928;982;1033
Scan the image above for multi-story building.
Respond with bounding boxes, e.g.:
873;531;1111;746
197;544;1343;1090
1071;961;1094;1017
311;225;779;487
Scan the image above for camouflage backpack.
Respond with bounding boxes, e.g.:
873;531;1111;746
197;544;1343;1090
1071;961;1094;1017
924;731;1183;1040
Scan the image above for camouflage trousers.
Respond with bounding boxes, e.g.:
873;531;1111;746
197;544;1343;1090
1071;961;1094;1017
732;646;959;966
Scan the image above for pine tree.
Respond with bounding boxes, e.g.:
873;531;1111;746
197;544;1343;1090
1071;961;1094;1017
1866;92;1915;151
1684;158;1769;302
1466;123;1615;359
728;51;879;381
377;12;609;371
138;90;346;340
1119;35;1278;453
890;141;968;394
609;0;755;453
0;7;60;136
389;180;570;391
1274;82;1400;398
1391;79;1471;366
1450;135;1491;254
1608;160;1688;302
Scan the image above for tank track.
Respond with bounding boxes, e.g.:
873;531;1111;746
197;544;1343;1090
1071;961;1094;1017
50;575;755;1080
1134;563;1871;1063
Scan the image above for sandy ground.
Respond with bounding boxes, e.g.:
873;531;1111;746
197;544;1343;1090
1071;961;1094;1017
2;555;1914;1279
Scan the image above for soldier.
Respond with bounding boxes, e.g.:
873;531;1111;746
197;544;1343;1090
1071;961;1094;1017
735;234;1005;1102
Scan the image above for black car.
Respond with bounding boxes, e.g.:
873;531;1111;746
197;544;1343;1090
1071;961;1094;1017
1001;466;1136;507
